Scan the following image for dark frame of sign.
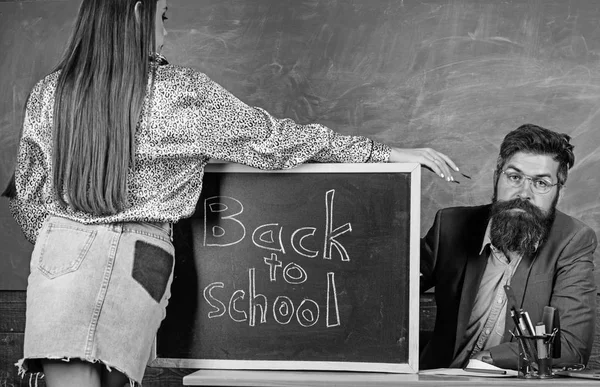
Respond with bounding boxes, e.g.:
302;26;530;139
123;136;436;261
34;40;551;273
149;162;421;373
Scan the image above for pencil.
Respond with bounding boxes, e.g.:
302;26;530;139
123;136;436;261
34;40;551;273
464;367;507;375
451;171;472;184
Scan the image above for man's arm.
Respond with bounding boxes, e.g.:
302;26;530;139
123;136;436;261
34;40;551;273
488;226;597;369
421;210;443;293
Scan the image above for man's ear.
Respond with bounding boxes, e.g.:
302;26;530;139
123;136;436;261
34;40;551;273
557;185;564;202
134;1;142;23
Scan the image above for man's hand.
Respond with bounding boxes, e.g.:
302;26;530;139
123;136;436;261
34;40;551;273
472;350;494;365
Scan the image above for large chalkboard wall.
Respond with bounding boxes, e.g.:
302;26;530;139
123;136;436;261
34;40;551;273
2;0;600;289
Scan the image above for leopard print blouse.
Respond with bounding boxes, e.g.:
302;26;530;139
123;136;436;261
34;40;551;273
10;57;391;244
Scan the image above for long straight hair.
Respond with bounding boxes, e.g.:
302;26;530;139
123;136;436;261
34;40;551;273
51;0;157;215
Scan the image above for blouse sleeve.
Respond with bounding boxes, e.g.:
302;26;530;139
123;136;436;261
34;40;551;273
10;80;51;244
180;68;391;169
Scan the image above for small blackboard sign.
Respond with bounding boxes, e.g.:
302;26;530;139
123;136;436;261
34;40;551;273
151;163;420;373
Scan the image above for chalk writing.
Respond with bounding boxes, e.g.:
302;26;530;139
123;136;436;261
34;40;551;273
252;223;286;253
201;189;350;328
202;268;340;328
204;196;246;247
203;189;352;261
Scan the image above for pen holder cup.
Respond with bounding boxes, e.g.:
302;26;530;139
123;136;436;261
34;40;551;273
516;333;556;379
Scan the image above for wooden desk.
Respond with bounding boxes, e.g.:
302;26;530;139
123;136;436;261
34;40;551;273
183;370;598;386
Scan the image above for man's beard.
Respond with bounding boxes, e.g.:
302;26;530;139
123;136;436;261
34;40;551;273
489;198;556;257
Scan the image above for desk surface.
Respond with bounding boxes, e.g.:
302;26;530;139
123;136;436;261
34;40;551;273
183;369;599;386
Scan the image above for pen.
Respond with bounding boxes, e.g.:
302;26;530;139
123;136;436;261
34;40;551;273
451;171;472;184
517;312;533;336
518;312;538;359
504;285;534;335
522;311;536;336
464;367;507;375
510;310;524;336
510;310;532;362
504;285;537;360
504;285;530;335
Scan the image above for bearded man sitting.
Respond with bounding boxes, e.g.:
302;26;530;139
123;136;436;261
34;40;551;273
419;124;597;370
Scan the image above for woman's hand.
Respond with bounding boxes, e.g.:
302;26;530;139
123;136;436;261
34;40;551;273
389;147;459;182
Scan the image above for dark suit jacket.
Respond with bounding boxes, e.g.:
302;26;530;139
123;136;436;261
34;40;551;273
420;205;597;370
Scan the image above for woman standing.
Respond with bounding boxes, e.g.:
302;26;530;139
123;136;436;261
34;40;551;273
4;0;458;385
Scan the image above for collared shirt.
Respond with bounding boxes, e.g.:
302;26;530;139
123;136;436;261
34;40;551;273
450;222;523;367
9;59;391;243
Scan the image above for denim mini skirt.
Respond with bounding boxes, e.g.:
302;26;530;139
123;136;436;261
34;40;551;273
17;216;175;385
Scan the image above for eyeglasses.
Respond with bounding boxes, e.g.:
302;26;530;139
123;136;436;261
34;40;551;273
557;364;586;372
501;170;560;194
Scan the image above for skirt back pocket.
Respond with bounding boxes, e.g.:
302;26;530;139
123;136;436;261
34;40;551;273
37;224;97;279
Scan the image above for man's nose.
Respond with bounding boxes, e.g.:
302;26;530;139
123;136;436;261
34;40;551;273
516;177;533;199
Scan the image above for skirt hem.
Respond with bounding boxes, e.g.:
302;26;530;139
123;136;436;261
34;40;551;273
16;356;139;386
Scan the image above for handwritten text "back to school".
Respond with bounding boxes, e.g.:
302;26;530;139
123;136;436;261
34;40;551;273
203;190;350;328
